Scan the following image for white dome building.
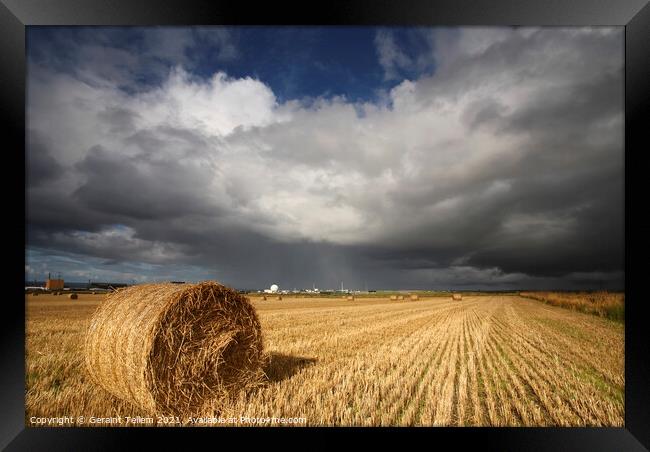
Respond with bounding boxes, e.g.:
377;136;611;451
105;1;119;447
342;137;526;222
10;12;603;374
270;284;279;293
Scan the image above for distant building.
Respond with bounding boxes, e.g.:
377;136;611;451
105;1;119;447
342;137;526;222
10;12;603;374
45;278;64;291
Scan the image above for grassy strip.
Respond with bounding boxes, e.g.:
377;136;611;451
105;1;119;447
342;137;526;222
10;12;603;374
520;291;624;323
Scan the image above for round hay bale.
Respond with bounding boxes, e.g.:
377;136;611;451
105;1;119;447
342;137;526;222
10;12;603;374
390;295;398;301
32;292;39;297
92;291;97;295
84;281;264;415
410;294;419;301
261;295;267;301
347;295;355;301
398;295;404;300
341;295;347;300
276;295;282;300
69;293;78;299
452;293;463;301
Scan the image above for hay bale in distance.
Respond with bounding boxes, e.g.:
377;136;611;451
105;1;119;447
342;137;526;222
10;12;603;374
410;294;419;301
32;292;39;296
398;295;404;300
452;293;463;301
276;295;282;300
84;281;264;415
69;293;78;299
261;295;267;301
347;295;355;301
390;295;398;301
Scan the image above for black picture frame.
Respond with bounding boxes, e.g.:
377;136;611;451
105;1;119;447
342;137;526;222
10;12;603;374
4;0;649;449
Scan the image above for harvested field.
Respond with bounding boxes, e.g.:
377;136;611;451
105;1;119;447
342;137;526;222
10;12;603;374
26;294;624;427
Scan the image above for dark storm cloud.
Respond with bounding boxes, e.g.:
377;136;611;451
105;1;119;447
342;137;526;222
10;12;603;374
26;133;63;187
501;72;622;138
25;27;624;289
371;154;623;279
72;145;220;220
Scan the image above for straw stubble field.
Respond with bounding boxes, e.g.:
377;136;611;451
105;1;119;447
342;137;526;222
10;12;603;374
25;294;624;426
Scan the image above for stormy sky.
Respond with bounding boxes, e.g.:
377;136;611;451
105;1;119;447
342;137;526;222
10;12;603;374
25;27;624;290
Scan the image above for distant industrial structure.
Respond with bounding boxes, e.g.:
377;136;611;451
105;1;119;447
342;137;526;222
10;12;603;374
263;284;279;294
45;277;64;291
40;272;65;291
25;272;129;294
251;280;373;296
